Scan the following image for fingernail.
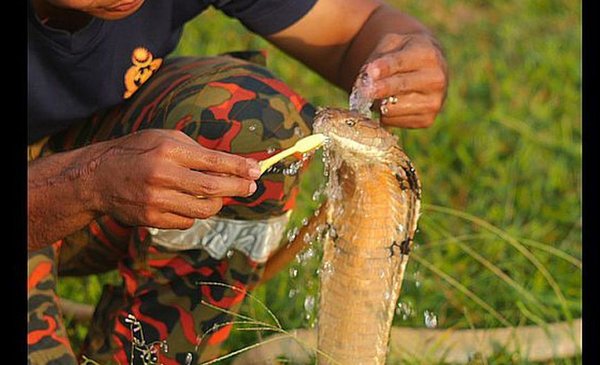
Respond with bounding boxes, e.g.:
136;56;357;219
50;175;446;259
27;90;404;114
248;181;257;195
246;159;261;179
248;168;261;180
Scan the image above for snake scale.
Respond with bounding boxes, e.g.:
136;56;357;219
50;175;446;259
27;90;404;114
311;107;422;364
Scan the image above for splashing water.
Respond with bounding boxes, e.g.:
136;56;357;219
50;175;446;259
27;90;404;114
424;310;438;328
304;295;316;313
296;247;315;263
282;160;304;176
303;232;312;244
286;227;299;243
320;139;344;204
349;70;375;118
413;271;422;289
396;301;416;320
294;126;305;137
304;295;318;327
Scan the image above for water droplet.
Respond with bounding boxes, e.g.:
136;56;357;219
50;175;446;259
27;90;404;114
294;126;304;137
328;226;338;239
348;71;374;118
289;267;298;278
301;217;310;226
295;247;315;264
315;224;327;235
282;160;304;176
248;124;257;132
226;250;234;258
288;288;297;298
304;296;315;313
312;190;322;201
396;301;415;320
304;247;315;260
287;227;299;242
412;270;422;288
184;352;193;365
303;232;312;243
379;270;386;279
267;146;277;155
424;310;438;328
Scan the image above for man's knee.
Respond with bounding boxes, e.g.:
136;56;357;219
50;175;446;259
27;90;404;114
153;57;317;219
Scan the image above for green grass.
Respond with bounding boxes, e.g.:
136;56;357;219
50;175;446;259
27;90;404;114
57;0;581;363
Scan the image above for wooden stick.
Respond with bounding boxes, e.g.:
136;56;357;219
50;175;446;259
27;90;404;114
230;319;582;364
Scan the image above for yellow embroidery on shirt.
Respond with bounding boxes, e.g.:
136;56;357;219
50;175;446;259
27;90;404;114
27;136;50;162
123;47;163;99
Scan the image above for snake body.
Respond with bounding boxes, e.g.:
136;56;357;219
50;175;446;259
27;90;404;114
312;107;421;364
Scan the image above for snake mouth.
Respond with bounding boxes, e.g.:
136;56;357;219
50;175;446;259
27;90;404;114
324;131;388;159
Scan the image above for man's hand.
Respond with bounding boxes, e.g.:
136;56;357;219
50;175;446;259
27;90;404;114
28;129;260;249
91;129;260;229
267;0;448;129
363;32;448;128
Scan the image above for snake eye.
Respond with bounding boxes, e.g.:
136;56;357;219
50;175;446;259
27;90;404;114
345;119;356;127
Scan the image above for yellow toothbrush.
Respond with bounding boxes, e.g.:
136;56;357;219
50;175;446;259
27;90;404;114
258;133;328;175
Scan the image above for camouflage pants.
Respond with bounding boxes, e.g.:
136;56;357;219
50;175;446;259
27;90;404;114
28;54;315;364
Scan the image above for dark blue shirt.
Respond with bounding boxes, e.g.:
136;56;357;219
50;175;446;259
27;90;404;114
27;0;317;144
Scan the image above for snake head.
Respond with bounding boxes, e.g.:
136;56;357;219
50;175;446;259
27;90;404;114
313;107;397;161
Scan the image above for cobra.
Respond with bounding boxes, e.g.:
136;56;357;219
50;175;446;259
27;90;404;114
261;107;421;364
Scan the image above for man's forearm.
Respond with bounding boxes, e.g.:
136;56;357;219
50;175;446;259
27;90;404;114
28;142;110;250
268;0;438;93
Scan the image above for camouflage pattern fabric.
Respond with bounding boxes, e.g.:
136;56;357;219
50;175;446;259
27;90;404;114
28;54;315;364
28;244;78;365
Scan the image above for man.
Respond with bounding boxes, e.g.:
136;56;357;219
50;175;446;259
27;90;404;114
28;0;447;363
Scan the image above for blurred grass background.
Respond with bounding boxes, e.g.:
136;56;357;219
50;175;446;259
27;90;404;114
58;0;582;363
